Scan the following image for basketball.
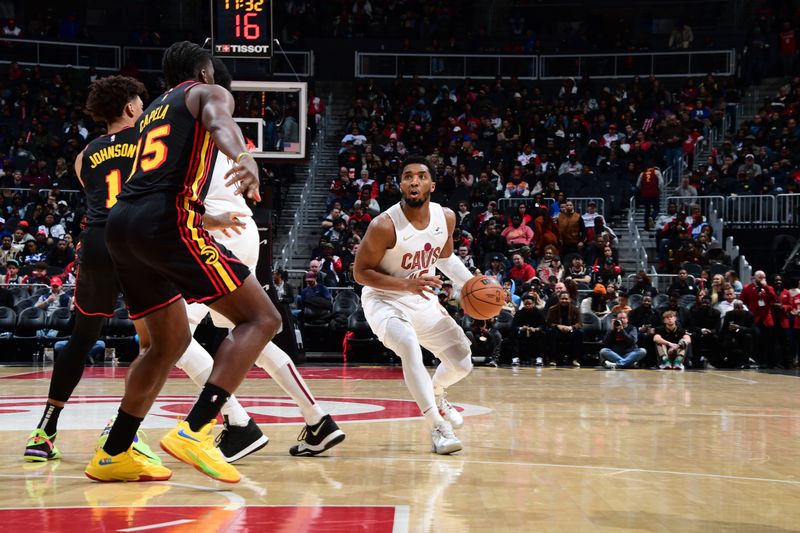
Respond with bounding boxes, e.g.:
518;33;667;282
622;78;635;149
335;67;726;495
460;276;505;320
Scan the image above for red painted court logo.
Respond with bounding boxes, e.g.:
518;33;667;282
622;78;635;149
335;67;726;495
0;505;405;533
0;396;491;430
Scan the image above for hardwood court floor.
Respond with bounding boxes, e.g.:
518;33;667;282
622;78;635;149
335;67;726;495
0;364;799;532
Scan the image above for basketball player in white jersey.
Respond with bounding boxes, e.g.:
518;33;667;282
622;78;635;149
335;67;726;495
354;155;475;454
173;60;345;461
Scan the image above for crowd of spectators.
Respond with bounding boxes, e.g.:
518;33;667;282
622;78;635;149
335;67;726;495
1;6;800;365
304;72;736;289
0;61;114;292
293;58;800;367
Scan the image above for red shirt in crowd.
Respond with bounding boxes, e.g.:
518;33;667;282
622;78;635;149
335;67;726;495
740;281;777;326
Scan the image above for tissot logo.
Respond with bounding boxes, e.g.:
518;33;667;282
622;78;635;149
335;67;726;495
216;44;270;53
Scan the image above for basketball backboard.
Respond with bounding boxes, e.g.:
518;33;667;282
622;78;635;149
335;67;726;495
230;80;307;159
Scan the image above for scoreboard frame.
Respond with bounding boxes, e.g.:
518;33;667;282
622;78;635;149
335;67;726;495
210;0;273;59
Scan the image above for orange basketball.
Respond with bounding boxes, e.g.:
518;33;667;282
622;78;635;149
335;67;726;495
460;275;505;320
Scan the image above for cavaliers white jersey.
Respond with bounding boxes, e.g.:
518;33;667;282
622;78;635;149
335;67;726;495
362;201;448;299
204;151;254;218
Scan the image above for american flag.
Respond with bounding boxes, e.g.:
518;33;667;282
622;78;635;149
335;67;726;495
642;118;654;132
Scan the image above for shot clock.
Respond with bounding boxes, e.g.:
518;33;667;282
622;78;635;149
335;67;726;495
211;0;273;59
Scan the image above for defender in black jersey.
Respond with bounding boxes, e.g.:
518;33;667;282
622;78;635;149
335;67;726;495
24;76;153;463
88;41;281;484
107;80;250;316
73;126;139;317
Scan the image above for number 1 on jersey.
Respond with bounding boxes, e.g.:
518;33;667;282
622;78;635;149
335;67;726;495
105;169;121;208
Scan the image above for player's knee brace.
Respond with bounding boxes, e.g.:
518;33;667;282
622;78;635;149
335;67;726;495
255;342;292;374
382;317;418;361
439;344;474;377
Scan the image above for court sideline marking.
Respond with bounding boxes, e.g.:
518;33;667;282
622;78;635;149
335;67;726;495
2;456;799;488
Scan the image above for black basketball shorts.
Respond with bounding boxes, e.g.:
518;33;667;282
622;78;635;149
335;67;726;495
72;225;121;317
105;193;251;320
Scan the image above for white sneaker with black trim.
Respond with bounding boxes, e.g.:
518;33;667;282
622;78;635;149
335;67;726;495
437;392;463;429
431;420;462;455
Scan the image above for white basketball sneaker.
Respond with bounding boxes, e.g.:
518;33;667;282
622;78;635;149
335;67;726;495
431;420;462;455
437;392;464;429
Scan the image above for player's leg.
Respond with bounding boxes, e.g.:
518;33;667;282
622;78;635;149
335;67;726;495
175;304;268;462
24;312;105;461
191;275;280;409
254;342;345;456
158;276;280;481
27;226;118;462
419;316;473;430
181;304;253;426
86;297;188;482
86;203;201;482
90;319;162;466
368;299;461;455
255;342;324;425
211;219;340;455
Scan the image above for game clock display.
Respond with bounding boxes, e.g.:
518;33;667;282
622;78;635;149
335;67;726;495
211;0;273;59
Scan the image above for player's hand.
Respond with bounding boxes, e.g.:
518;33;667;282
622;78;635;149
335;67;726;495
224;155;261;202
406;275;442;300
203;211;248;237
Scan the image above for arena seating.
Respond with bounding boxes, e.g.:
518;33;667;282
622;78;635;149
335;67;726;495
1;5;799;368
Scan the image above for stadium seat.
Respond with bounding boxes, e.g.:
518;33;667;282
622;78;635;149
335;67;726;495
581;312;603;340
493;310;516;364
0;307;17;335
301;304;333;352
328;291;360;346
678;294;697;310
344;307;383;362
652;294;669;309
580;312;604;362
333;289;360;308
103;308;138;361
0;306;17;361
46;307;74;342
13;307;47;361
10;286;30;304
32;287;50;300
14;297;37;315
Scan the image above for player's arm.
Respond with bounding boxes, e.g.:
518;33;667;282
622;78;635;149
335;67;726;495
436;208;474;287
353;214;442;299
189;84;261;202
74;148;86;188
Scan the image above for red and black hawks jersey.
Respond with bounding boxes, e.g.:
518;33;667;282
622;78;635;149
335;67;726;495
80;126;139;226
119;80;217;212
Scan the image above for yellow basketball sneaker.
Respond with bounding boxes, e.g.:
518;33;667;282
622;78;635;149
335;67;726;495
160;420;240;483
96;417;162;466
85;446;172;482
